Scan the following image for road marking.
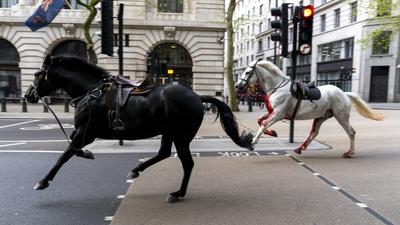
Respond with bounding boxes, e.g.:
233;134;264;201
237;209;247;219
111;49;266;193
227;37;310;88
0;140;68;143
356;203;368;208
0;142;26;148
126;179;133;183
0;120;40;129
104;216;113;221
117;195;125;199
0;150;63;154
287;153;394;225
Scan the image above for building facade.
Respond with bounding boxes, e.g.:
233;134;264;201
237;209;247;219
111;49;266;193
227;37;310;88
0;0;226;99
233;0;400;103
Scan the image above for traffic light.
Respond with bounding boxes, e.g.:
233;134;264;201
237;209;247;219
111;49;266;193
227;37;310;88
298;5;314;55
270;3;289;57
101;0;114;56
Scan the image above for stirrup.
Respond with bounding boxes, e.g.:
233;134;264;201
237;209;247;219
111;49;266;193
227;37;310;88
113;119;125;131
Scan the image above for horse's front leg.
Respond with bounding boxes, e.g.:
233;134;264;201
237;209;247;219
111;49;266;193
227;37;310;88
252;112;282;146
256;113;278;138
34;128;95;190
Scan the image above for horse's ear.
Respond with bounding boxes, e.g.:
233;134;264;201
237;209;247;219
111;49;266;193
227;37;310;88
43;55;52;67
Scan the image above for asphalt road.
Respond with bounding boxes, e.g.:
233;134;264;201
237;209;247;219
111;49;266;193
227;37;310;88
0;118;147;225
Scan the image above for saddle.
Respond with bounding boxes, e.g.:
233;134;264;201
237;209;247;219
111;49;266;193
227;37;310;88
111;75;155;131
290;80;321;101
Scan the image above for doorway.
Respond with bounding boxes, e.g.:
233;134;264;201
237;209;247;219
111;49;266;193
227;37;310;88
369;66;389;102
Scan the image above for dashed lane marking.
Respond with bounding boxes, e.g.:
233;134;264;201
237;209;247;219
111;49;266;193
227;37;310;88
287;153;394;225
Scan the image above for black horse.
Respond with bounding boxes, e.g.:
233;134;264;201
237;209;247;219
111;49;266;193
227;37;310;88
25;55;253;202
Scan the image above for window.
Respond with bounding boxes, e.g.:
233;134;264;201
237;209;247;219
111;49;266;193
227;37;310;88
0;0;18;8
258;39;263;52
259;22;263;33
267;36;270;49
259;4;263;15
252;7;255;16
317;72;352;91
318;38;354;62
376;0;391;17
246;41;249;51
289;27;293;43
248;10;250;19
321;0;326;4
267;19;271;29
320;14;326;32
350;1;357;23
252;23;255;34
246;56;249;65
372;31;392;55
158;0;183;13
334;8;340;28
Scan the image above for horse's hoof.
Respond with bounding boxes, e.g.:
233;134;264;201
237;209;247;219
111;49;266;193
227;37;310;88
294;148;302;155
342;153;352;159
127;171;139;179
76;150;95;160
34;180;49;190
166;195;180;203
271;130;278;137
248;146;255;151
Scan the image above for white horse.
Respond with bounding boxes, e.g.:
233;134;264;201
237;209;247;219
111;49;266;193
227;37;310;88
235;60;384;158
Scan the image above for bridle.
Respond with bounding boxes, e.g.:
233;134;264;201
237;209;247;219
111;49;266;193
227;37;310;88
239;59;289;94
239;59;262;88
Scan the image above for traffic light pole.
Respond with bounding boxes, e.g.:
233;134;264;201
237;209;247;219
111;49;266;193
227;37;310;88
117;3;124;146
289;6;300;144
118;3;124;77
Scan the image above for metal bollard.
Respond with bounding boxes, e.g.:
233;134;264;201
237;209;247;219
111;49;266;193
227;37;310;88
43;97;49;112
248;98;253;112
64;98;70;112
1;97;6;112
119;139;124;146
22;97;27;112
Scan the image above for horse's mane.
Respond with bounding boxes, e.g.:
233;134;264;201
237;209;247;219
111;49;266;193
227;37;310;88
50;56;110;78
257;60;289;79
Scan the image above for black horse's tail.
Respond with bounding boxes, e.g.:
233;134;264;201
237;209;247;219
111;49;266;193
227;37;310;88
200;96;254;149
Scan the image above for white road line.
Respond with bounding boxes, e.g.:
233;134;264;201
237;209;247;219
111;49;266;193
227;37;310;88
0;120;40;129
117;195;125;199
104;216;114;221
356;203;368;208
126;179;133;183
0;140;68;143
0;150;63;154
0;142;26;148
331;186;341;190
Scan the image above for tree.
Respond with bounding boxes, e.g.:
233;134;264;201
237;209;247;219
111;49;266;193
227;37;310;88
226;0;239;111
360;0;400;48
77;0;101;63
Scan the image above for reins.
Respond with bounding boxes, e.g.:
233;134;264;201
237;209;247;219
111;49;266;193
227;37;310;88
41;97;71;145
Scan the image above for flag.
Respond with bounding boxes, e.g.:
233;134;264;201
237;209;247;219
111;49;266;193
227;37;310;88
25;0;65;31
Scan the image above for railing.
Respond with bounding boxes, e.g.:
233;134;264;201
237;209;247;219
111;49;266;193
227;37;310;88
0;97;71;113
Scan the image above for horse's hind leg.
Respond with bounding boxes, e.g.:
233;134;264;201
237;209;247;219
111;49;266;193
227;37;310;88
167;141;193;203
334;113;356;158
128;135;172;179
294;111;333;154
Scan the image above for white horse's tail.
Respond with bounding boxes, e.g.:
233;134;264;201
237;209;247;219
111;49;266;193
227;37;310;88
345;92;385;121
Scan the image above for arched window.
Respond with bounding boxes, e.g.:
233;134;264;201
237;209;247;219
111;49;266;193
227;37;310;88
0;39;20;98
148;43;193;88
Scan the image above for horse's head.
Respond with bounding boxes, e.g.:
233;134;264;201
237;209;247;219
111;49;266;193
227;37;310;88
235;59;261;93
25;55;57;103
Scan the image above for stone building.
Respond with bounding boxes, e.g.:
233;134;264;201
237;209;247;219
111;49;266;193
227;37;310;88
0;0;226;99
233;0;400;102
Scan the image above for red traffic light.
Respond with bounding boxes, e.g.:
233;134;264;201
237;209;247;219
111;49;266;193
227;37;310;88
301;5;314;19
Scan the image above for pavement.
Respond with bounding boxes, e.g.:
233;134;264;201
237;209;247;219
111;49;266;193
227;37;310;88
2;101;400;225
